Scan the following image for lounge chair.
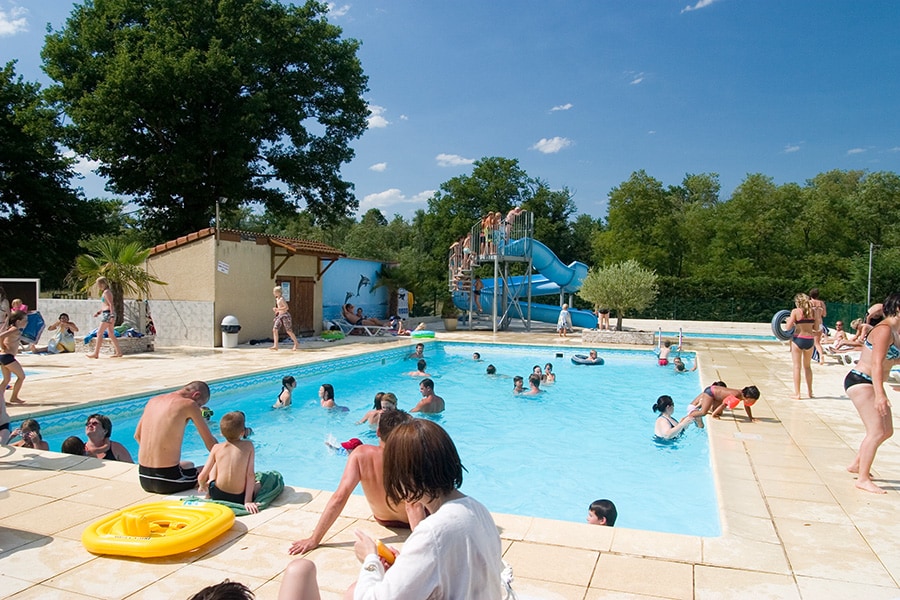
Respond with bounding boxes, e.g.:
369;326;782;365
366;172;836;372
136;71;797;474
334;317;390;337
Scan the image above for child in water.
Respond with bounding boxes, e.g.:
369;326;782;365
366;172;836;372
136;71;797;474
587;499;617;526
274;376;296;408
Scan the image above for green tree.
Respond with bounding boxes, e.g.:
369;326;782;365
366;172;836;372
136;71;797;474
577;259;658;330
0;62;119;288
523;183;578;261
69;238;166;325
42;0;369;242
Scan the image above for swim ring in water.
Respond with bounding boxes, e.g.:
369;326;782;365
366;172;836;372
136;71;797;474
571;354;604;365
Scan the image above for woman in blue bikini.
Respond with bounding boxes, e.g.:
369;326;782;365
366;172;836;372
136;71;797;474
785;293;818;399
844;294;900;494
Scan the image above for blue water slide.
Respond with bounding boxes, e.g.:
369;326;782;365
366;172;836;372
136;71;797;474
455;238;595;328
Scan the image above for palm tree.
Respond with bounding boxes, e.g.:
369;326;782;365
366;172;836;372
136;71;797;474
68;237;166;326
373;265;413;318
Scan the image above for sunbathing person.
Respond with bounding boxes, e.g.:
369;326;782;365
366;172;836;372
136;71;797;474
342;303;384;327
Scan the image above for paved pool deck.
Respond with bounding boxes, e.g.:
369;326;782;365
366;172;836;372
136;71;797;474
2;319;900;599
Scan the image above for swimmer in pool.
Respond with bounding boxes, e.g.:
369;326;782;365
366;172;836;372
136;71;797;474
318;383;347;410
652;395;693;439
523;373;543;395
587;499;617;526
274;376;296;408
406;359;430;377
512;376;524;394
673;357;697;372
657;341;673;366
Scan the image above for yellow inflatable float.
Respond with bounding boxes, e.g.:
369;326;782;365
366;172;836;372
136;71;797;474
82;500;235;558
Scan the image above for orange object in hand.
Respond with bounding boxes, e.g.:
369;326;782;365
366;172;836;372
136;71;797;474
376;539;395;565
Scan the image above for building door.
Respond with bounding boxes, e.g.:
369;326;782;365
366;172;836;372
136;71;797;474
275;276;315;337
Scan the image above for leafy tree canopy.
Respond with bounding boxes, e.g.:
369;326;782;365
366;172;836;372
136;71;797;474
0;61;121;288
42;0;369;242
577;259;659;330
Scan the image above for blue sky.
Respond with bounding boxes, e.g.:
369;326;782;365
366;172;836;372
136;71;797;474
2;0;899;221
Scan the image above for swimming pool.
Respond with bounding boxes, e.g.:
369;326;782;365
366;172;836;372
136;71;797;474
36;342;720;537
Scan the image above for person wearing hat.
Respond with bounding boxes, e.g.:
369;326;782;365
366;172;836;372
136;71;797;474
325;436;363;455
289;409;421;556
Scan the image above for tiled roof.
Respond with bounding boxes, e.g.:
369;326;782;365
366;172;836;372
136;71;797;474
149;228;345;259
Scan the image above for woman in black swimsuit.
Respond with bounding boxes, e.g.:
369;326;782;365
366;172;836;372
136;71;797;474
84;413;134;462
785;293;818;399
652;395;692;439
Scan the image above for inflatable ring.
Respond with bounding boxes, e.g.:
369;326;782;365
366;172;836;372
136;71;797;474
410;330;435;338
771;309;793;341
82;500;235;558
571;354;604;365
321;331;344;340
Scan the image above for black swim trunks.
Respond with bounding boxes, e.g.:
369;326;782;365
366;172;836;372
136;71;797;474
139;464;199;494
0;353;16;366
209;482;246;505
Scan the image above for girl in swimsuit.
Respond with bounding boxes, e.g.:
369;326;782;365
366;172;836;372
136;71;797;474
652;395;693;439
1;311;27;406
87;277;123;359
785;293;818;399
843;292;900;494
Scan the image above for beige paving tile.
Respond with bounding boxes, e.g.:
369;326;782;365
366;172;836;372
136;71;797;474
590;553;693;600
13;472;107;500
757;479;836;503
5;585;94;599
503;541;598;587
0;573;33;598
0;536;96;583
700;536;790;574
44;554;183;600
524;517;613;552
583;589;670;599
494;511;534;541
248;506;333;542
124;564;269;600
795;575;900;599
0;489;55;519
269;485;318;507
765;497;849;524
189;532;298;580
717;513;780;544
0;463;56;487
774;518;894;586
610;528;702;564
63;456;137;479
694;565;799;599
714;477;769;519
64;478;157;509
511;576;588;600
0;499;110;536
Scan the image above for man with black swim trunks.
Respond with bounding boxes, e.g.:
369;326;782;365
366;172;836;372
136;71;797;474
135;381;217;493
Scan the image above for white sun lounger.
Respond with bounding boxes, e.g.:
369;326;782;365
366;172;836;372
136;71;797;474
334;317;390;337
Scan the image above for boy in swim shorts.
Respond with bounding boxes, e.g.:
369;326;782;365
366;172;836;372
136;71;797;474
198;411;261;513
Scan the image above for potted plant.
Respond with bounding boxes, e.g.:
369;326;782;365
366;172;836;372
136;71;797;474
441;296;460;331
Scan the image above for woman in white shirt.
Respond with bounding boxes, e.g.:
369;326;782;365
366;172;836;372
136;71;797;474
278;419;504;600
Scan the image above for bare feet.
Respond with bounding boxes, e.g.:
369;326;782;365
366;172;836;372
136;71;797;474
111;353;124;358
846;465;873;477
855;480;887;494
270;347;278;351
790;394;800;400
87;354;98;359
292;346;299;351
6;399;26;405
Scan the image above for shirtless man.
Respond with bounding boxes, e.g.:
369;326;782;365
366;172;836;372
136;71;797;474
411;378;445;413
288;409;421;555
134;381;218;493
407;342;424;360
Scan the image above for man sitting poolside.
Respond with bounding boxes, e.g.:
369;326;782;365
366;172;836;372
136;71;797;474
134;381;217;494
288;409;423;555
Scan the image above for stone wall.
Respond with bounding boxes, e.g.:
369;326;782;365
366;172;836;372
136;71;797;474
581;329;655;345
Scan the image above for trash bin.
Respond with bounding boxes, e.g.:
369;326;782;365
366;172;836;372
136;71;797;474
221;315;241;348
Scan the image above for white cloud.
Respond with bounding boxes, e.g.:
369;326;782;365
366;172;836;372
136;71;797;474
359;188;434;212
550;103;573;112
847;147;866;155
887;147;900;153
367;105;390;128
435;153;475;167
783;144;801;153
369;162;387;172
531;137;573;154
648;130;656;135
63;151;101;176
629;73;645;85
681;0;721;14
327;3;350;17
0;5;28;36
399;114;409;121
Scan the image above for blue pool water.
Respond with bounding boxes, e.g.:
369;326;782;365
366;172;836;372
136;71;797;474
36;342;720;537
